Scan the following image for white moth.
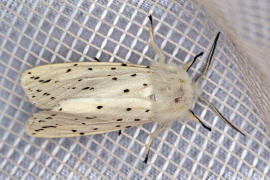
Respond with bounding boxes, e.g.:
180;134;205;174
21;16;244;163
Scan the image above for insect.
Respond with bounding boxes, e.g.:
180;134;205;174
21;15;245;163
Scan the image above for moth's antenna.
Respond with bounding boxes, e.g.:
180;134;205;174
193;32;245;136
195;32;220;83
148;15;166;64
189;110;211;131
186;52;204;72
199;97;246;136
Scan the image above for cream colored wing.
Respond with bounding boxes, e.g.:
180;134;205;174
26;110;152;138
22;62;155;137
21;62;152;109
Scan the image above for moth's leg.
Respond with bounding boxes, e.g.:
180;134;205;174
94;57;101;62
185;52;204;72
148;15;166;64
118;130;122;136
89;57;101;62
144;122;167;163
195;32;220;83
189;110;211;131
198;96;245;136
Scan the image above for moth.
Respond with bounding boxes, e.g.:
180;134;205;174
21;15;244;163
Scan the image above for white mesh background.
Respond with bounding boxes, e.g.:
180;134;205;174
0;0;270;179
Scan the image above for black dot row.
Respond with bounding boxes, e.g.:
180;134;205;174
31;90;56;101
95;106;150;113
65;63;149;73
27;63;150;77
71;124;134;135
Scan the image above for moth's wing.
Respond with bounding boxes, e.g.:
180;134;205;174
21;62;152;109
26;111;152;138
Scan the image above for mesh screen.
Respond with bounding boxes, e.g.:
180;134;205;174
0;0;269;179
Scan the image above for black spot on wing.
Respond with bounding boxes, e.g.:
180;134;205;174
126;108;132;111
66;69;72;73
97;106;103;109
43;93;50;96
42;126;56;128
82;87;90;90
112;77;117;80
85;116;96;119
123;89;129;93
42;79;51;83
79;86;94;91
131;74;136;77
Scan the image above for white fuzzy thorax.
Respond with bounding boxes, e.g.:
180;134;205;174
151;61;201;123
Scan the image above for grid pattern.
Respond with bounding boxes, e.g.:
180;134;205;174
0;0;269;179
